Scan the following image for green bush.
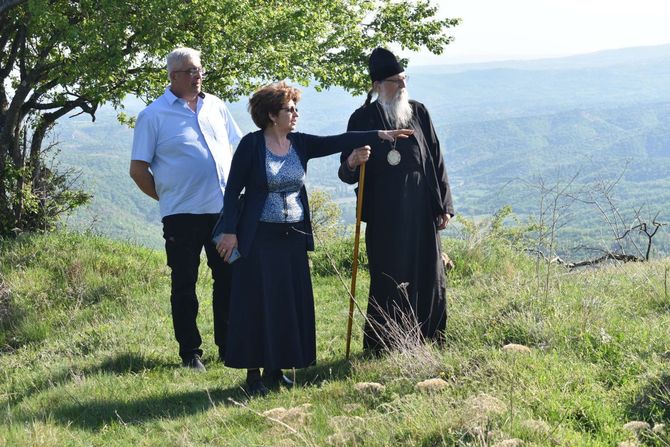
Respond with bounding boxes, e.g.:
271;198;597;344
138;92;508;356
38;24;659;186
445;206;538;285
311;235;367;277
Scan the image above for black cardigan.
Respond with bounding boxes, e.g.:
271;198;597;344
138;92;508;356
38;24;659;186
222;129;380;257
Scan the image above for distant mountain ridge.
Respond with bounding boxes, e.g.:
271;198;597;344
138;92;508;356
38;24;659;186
55;44;670;253
415;43;670;73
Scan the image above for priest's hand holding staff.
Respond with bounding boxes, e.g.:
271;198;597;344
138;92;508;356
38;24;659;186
346;146;371;169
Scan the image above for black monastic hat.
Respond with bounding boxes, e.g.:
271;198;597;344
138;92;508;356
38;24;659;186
368;47;403;82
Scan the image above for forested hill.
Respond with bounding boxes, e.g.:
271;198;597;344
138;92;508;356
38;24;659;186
56;44;670;254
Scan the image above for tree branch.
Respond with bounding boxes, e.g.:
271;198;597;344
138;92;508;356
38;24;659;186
560;252;644;269
0;25;25;79
21;79;59;112
29;100;87;168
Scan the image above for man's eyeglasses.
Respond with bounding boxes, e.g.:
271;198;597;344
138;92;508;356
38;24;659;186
280;106;299;114
174;67;206;77
383;76;409;85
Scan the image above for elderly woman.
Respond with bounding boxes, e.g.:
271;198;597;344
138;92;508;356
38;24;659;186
216;81;411;396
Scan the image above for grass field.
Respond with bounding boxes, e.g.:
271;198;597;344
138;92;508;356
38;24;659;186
1;230;669;446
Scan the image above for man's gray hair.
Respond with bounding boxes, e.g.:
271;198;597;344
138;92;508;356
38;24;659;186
166;47;201;76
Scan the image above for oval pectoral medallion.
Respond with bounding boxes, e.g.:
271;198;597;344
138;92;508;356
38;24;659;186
387;149;401;166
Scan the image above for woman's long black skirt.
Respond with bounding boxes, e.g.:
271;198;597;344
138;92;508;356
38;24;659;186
224;221;316;369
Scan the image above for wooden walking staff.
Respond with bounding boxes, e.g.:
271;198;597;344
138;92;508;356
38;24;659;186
345;162;366;359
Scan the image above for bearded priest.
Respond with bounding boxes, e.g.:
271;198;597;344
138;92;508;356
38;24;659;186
338;47;455;355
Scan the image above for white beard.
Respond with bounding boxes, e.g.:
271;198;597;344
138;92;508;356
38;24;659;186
378;89;413;127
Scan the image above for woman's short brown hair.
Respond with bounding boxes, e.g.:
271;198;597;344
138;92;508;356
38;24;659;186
248;81;301;129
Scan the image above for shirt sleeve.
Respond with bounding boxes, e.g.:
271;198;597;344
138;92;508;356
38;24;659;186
130;109;157;163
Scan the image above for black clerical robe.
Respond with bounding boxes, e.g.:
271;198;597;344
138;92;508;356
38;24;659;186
338;100;454;352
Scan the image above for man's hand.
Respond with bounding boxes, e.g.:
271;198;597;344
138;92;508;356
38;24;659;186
129;160;159;200
437;213;451;231
216;233;238;262
346;146;371;170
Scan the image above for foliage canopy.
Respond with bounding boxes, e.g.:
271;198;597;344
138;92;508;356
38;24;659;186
0;0;459;236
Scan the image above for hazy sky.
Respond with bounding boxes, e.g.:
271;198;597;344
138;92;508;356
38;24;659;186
401;0;670;64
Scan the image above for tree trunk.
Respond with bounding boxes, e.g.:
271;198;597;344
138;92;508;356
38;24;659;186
13;126;26;225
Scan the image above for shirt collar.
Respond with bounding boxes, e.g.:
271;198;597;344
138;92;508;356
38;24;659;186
163;87;206;105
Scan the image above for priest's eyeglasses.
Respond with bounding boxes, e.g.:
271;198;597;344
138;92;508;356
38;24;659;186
383;76;409;85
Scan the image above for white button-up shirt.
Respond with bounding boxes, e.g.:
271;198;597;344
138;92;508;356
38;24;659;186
131;87;243;218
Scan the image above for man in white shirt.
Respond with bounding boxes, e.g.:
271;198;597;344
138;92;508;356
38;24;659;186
130;47;243;371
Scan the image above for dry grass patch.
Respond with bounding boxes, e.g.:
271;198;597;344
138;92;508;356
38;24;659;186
327;415;372;446
262;403;313;431
520;418;550;435
492;439;523;447
414;378;448;393
343;403;363;413
354;382;385;395
465;393;507;419
502;343;531;354
622;421;650;432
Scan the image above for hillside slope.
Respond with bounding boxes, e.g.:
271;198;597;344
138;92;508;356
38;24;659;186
1;231;669;445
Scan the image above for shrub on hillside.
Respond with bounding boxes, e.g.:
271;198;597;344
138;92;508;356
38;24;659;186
1;145;91;238
311;236;368;277
445;206;538;284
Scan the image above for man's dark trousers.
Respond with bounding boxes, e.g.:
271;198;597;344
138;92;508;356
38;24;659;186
162;213;231;362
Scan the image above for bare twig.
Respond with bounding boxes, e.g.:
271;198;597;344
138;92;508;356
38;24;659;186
554;252;643;269
114;410;128;427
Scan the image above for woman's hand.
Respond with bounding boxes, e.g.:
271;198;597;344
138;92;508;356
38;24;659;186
346;145;371;170
378;129;414;141
216;233;238;262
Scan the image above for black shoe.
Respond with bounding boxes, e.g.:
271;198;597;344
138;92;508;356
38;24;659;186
246;378;269;397
182;355;206;372
263;369;295;389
